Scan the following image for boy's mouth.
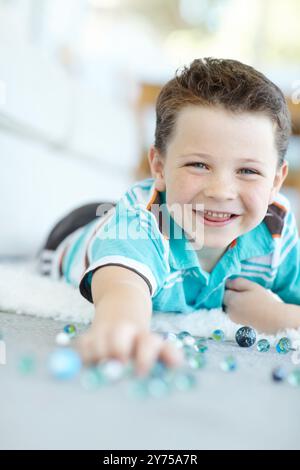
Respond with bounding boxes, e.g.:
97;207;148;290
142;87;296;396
193;209;240;226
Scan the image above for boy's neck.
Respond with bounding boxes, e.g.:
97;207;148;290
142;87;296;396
195;245;228;273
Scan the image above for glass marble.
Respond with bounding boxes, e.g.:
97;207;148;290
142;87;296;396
147;377;170;398
149;361;175;386
173;371;197;391
183;345;197;358
220;355;237;372
150;360;167;374
194;342;208;354
18;354;36;375
80;367;107;390
182;335;196;347
161;332;177;342
55;332;71;347
129;375;171;399
63;324;77;337
187;353;206;369
48;348;82;380
122;360;135;378
196;336;208;342
194;338;208;353
177;331;192;340
129;379;150;399
129;361;197;398
212;329;225;342
235;326;256;348
287;369;300;387
257;339;270;352
276;337;291;354
174;339;184;349
272;366;286;382
100;359;126;382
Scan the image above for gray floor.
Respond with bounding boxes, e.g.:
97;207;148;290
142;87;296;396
0;311;300;450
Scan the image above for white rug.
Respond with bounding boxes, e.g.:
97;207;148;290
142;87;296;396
0;260;299;345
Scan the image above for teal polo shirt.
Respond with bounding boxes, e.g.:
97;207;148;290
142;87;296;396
75;178;300;311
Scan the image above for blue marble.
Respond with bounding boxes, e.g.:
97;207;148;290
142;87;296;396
257;339;270;352
220;356;237;372
287;369;300;387
63;324;77;337
235;326;256;348
272;366;286;382
48;348;82;380
276;337;291;354
212;329;225;342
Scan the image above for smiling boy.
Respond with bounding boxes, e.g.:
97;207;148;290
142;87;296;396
40;58;300;373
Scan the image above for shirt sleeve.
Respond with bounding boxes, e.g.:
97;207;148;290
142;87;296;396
272;210;300;304
79;206;170;303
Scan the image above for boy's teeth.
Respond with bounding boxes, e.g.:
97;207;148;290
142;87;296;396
203;210;232;219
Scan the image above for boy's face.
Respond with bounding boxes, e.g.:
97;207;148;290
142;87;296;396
149;105;288;250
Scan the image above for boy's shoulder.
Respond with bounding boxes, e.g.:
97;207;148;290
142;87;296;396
114;178;168;240
238;191;297;266
120;178;156;210
263;191;293;238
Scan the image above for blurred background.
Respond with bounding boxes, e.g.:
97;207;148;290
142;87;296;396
0;0;300;260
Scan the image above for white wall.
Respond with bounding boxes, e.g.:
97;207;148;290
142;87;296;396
0;43;140;257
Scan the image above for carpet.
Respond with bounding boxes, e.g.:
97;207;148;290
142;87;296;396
0;259;300;346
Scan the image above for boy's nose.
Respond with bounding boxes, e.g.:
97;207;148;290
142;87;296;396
203;177;237;200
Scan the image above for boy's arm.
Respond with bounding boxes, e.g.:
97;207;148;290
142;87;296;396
91;265;153;329
273;302;300;330
224;277;300;334
76;266;183;374
272;210;300;305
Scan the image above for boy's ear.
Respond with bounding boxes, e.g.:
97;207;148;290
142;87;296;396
148;146;166;192
268;159;289;205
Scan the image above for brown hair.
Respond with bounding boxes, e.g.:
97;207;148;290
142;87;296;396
154;58;291;166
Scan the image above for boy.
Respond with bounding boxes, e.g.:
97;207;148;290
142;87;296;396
40;58;300;375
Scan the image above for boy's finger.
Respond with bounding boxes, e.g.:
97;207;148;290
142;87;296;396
134;333;163;376
76;333;107;365
108;324;137;363
159;341;185;368
75;335;93;364
226;277;257;292
223;289;235;307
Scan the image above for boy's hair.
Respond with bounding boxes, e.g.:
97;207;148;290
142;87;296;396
155;57;291;166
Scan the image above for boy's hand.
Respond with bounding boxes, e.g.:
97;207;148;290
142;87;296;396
223;277;283;333
75;320;184;376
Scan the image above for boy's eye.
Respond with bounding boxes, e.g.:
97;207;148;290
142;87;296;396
186;163;259;175
186;162;207;169
239;168;258;175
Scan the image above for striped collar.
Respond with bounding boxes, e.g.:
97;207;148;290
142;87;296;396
145;181;276;272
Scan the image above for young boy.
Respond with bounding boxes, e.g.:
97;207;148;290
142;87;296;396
40;58;300;375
